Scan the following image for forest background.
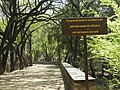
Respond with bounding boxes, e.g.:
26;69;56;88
0;0;120;90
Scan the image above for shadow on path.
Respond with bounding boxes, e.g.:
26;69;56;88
0;63;64;90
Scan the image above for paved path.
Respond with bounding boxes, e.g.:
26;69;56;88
0;63;64;90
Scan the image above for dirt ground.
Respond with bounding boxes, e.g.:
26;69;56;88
0;63;64;90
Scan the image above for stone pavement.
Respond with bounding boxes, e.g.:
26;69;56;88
0;63;64;90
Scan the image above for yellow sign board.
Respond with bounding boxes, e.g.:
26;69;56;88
62;17;108;35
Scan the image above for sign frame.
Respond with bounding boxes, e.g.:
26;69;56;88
62;17;108;35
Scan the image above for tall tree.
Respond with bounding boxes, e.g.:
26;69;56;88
0;0;53;74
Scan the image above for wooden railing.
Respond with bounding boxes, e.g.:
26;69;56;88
59;62;96;90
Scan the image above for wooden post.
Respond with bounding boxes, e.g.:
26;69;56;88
84;35;89;90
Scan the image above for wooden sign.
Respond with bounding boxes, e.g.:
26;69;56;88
62;17;107;35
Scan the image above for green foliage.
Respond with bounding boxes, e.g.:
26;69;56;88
0;0;119;89
32;21;61;61
88;0;120;89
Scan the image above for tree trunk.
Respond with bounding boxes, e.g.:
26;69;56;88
89;59;96;78
64;51;69;62
10;47;15;72
0;62;5;75
28;53;32;66
73;36;79;68
19;55;24;70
